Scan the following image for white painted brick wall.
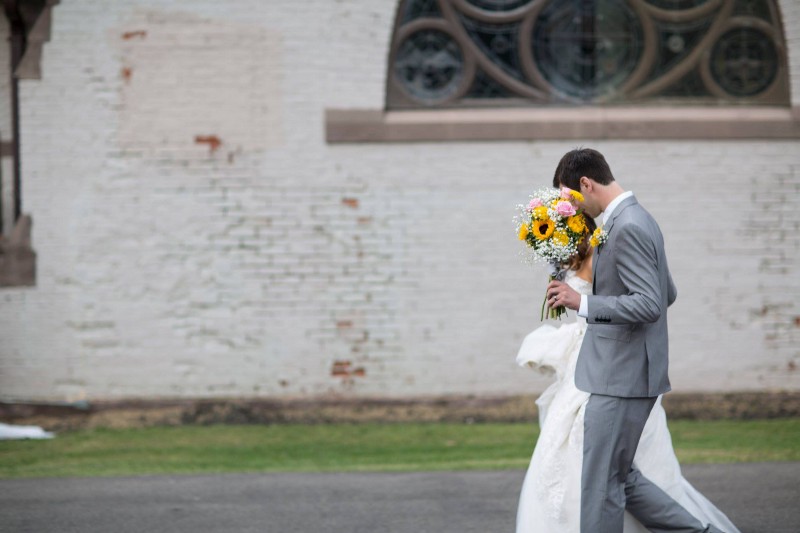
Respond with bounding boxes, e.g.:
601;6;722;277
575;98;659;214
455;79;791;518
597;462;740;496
0;0;798;402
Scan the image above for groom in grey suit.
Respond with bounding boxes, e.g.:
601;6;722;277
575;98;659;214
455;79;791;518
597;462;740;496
547;149;725;533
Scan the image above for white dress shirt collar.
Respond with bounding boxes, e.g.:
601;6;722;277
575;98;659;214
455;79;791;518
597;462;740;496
601;191;634;225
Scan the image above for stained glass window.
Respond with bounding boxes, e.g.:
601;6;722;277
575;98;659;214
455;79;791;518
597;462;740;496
386;0;790;108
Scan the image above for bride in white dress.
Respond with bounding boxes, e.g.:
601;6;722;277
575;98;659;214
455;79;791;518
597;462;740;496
515;246;740;533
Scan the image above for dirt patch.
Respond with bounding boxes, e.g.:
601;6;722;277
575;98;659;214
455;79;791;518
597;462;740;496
2;392;798;432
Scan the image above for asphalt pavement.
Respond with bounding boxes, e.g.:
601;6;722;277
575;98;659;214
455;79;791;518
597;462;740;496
1;463;797;533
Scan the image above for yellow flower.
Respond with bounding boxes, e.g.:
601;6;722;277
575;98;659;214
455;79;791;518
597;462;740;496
567;214;587;234
532;219;555;240
518;224;529;240
552;229;569;246
532;206;549;220
590;227;608;248
570;190;584;203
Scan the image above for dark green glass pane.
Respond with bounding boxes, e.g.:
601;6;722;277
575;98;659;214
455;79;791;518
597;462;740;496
532;0;644;100
659;69;711;97
466;0;535;11
651;18;714;78
394;29;465;103
732;0;774;22
399;0;441;25
710;27;778;97
644;0;713;10
466;68;514;98
461;16;524;81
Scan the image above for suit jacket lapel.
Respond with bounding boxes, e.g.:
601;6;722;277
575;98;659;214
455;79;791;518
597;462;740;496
603;196;637;236
591;196;637;295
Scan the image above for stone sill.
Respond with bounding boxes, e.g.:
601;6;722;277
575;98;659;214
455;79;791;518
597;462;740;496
326;106;800;143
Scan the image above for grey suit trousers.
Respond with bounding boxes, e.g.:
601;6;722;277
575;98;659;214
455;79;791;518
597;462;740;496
581;394;720;533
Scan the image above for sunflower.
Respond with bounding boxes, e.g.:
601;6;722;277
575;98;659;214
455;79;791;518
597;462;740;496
532;206;549;220
532;218;555;240
518;224;529;240
552;229;569;246
567;214;587;234
570;190;585;203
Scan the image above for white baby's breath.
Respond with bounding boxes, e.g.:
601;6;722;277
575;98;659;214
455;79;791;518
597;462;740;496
517;187;584;266
516;186;590;320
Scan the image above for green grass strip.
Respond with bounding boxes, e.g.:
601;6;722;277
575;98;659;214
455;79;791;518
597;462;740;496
1;419;798;479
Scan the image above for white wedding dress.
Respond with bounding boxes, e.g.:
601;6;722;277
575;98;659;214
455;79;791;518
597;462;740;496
515;271;740;533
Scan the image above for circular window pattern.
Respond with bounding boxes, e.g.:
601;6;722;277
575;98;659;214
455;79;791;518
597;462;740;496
532;0;645;99
394;29;466;103
709;27;778;97
387;0;789;108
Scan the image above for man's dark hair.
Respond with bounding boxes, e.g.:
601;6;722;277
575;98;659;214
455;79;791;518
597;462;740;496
552;148;615;190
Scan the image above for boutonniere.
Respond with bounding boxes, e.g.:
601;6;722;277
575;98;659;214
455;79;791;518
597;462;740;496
590;226;608;248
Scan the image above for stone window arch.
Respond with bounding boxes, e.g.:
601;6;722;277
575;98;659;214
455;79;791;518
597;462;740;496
325;0;799;142
387;0;790;109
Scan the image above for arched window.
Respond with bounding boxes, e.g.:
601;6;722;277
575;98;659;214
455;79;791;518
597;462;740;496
325;0;799;142
387;0;790;109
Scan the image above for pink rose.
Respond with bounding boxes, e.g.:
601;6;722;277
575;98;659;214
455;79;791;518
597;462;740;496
528;198;543;210
556;201;576;217
560;187;574;200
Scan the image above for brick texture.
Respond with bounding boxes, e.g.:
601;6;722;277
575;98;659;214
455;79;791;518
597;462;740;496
0;0;798;402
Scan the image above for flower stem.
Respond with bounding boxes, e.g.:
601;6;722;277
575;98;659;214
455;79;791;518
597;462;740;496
540;291;547;321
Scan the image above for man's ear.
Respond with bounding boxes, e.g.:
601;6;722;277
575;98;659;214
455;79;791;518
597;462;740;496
579;176;591;191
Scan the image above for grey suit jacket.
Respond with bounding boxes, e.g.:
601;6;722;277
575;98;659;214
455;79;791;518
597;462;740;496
575;196;677;398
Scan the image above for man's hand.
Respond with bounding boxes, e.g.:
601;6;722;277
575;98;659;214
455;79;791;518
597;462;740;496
546;280;581;311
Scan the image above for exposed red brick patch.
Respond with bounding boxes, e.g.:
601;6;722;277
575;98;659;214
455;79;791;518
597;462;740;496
331;360;352;376
331;360;366;378
336;320;353;329
195;135;223;153
122;30;147;40
789;361;797;372
795;316;800;327
357;217;372;225
121;67;132;82
342;198;359;209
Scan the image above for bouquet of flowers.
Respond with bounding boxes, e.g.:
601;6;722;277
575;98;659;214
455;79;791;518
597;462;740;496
516;186;590;320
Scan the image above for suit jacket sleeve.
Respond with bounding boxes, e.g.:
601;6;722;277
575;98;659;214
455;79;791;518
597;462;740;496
667;271;677;307
587;224;665;325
